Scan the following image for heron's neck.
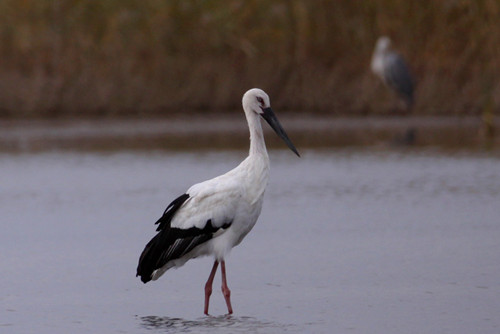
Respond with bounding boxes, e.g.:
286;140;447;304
371;50;385;77
246;112;269;159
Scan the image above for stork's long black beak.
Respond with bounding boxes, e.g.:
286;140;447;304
261;107;300;157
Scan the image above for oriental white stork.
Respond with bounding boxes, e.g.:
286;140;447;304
136;88;300;315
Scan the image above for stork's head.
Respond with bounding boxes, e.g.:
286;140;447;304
242;88;300;157
242;88;271;115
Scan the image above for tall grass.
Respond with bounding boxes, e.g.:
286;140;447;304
0;0;498;117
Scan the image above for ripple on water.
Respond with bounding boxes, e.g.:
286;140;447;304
137;315;297;333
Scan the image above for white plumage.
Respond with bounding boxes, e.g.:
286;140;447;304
150;156;267;279
136;88;299;315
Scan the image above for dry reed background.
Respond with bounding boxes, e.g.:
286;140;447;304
0;0;498;118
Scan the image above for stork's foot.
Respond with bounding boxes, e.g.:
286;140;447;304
204;261;219;315
221;285;233;314
220;261;233;314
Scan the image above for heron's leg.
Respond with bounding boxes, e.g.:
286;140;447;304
204;261;219;315
220;260;233;314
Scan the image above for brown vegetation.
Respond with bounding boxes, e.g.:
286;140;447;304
0;0;498;117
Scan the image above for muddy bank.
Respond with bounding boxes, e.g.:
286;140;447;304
0;115;498;152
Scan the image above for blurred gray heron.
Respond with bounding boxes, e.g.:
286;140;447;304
371;36;415;110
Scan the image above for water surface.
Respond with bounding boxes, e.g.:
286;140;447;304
1;148;499;333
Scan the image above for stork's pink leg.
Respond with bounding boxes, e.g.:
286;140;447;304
220;260;233;314
204;261;219;315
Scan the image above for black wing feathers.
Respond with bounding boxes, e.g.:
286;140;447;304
136;193;232;284
155;193;190;231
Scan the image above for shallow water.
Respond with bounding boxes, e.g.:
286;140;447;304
1;148;499;333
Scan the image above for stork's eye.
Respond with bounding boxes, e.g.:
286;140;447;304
256;96;264;105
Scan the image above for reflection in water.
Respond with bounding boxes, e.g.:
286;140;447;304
138;315;291;333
